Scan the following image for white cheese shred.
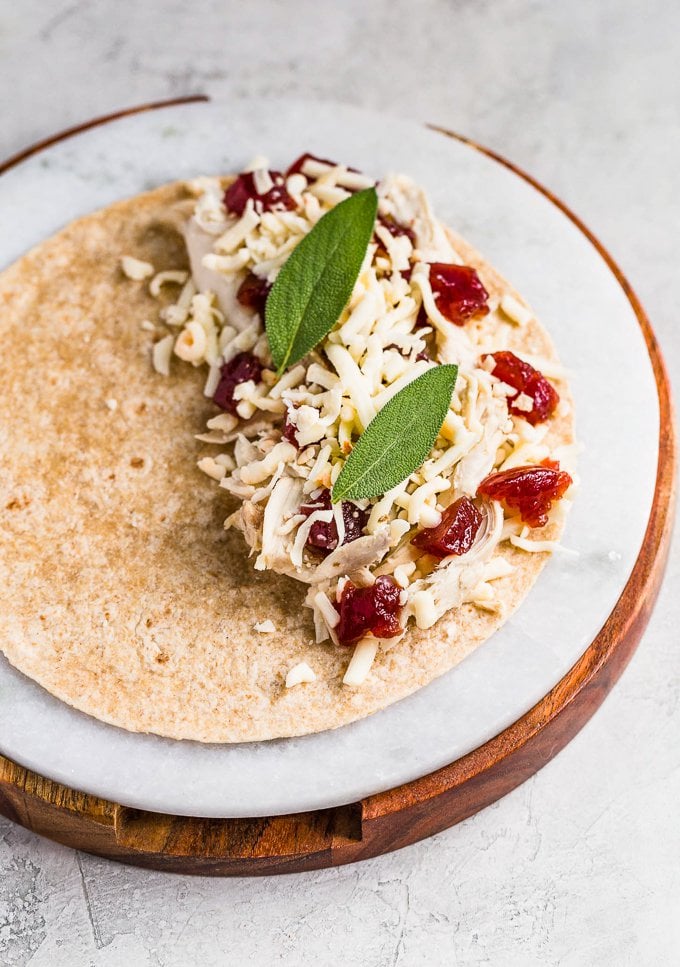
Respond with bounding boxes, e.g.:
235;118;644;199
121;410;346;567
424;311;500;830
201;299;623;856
121;255;154;281
285;661;317;688
343;637;379;687
152;335;174;376
500;293;533;326
510;534;579;557
197;456;226;481
149;269;189;297
412;590;438;630
254;619;277;633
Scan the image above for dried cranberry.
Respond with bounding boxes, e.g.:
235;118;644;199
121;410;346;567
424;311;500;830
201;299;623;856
224;171;295;216
299;489;368;555
377;214;416;245
478;461;572;528
411;497;483;558
340;501;370;545
212;352;263;413
414;303;429;329
286;152;341;177
485;351;559;426
282;410;299;447
429;263;489;326
336;576;403;644
236;273;271;317
385;343;429;363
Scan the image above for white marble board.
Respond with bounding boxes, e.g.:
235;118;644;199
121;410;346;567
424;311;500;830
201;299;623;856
0;99;659;818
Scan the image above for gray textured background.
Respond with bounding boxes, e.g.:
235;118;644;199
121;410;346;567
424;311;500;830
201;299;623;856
1;1;678;964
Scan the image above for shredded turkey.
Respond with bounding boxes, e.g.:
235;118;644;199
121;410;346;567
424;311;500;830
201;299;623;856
132;154;575;676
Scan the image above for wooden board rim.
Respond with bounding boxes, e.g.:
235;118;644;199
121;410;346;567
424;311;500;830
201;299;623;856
0;97;675;875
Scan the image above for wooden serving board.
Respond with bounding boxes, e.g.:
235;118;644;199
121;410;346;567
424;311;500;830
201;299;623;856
0;98;675;875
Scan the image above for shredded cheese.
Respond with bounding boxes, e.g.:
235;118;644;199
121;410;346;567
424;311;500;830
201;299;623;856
343;637;379;686
314;591;340;629
510;533;578;557
285;661;317;687
254;619;277;633
152;335;174;376
197;456;226;481
127;159;577;687
174;320;207;362
412;589;438;630
121;255;154;281
149;270;188;297
500;293;533;326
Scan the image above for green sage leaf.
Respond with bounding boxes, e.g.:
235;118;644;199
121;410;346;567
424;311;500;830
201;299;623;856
331;365;459;503
265;187;378;374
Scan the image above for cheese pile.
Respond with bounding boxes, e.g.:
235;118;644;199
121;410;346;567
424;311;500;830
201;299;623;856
123;155;577;685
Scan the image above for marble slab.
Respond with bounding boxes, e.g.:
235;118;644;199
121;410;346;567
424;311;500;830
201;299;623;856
0;99;659;817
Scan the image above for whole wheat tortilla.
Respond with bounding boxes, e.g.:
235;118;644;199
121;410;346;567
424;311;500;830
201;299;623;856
0;182;574;742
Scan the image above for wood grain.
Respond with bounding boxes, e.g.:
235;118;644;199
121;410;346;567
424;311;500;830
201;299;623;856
0;102;675;875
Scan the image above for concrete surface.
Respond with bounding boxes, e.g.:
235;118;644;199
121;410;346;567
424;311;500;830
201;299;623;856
0;1;678;964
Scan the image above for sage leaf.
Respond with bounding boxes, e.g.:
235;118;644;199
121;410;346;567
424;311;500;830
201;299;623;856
332;365;459;503
265;187;378;374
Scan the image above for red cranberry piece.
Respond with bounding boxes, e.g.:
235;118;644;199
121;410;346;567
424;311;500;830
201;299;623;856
336;576;403;645
429;263;490;326
341;500;370;545
485;351;559;426
286;152;341;177
385;342;429;363
236;272;272;317
411;497;483;558
478;461;572;528
212;352;263;413
224;171;295;216
414;303;429;329
299;489;369;555
282;411;299;447
303;499;338;553
286;153;364;181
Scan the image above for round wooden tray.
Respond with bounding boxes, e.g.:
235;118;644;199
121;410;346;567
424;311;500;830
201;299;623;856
0;97;675;875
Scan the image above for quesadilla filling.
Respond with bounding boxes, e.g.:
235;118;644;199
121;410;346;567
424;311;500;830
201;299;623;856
126;153;577;686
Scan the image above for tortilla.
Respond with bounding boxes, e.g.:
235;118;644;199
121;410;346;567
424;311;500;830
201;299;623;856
0;182;574;742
